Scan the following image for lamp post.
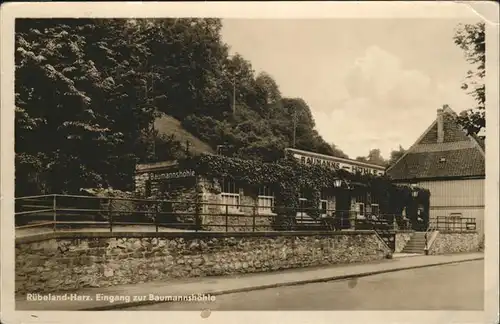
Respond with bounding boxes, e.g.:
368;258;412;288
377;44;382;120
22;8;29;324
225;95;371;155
293;109;297;148
232;76;236;115
333;179;342;188
217;57;237;117
411;187;420;230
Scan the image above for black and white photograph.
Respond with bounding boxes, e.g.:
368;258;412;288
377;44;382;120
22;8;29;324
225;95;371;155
1;2;498;324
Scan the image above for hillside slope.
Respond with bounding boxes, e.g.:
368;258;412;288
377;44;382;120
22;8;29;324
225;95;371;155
154;114;215;155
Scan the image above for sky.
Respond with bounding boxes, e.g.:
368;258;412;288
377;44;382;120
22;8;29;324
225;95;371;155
220;18;480;159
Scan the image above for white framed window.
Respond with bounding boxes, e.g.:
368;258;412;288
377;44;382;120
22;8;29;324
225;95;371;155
371;204;380;217
356;202;365;218
297;195;330;217
320;199;328;217
353;193;368;219
257;186;275;214
297;197;308;217
320;191;336;217
221;179;240;213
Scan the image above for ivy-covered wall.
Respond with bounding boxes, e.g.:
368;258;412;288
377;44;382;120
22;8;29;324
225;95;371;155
135;166;201;225
135;166;274;231
134;153;431;230
178;154;430;220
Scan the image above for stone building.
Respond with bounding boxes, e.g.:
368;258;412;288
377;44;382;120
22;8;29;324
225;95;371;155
134;148;423;232
135;160;277;231
386;105;485;234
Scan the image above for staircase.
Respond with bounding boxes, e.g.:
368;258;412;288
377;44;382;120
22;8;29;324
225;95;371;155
401;232;427;254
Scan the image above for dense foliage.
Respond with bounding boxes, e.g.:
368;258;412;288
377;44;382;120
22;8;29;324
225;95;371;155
387;145;406;167
355;148;388;167
453;22;485;137
16;19;159;194
15;18;347;196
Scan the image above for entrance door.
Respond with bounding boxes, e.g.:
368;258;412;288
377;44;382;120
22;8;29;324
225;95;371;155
335;190;351;229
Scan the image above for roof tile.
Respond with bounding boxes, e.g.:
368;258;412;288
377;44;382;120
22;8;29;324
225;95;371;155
387;107;485;180
388;148;485;180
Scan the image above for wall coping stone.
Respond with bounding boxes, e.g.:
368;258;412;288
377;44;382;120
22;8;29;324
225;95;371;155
438;231;478;234
16;230;378;244
135;160;178;172
372;231;391;252
426;230;439;251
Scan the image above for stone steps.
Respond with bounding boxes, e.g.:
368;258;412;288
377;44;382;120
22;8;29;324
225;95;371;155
401;233;428;254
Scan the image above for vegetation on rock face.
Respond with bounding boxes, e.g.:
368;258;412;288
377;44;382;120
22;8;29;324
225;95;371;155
15;18;348;196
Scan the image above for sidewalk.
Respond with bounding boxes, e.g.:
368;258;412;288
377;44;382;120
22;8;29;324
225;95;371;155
16;252;483;311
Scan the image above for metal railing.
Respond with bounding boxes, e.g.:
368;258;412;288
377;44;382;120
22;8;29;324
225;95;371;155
424;219;437;251
15;194;414;233
434;215;477;232
424;215;476;253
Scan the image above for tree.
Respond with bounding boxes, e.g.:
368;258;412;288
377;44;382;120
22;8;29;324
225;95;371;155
329;143;349;159
280;98;316;149
453;22;485;137
137;128;184;163
225;53;261;116
367;149;387;166
355;156;368;163
15;18;350;195
15;19;157;194
388;145;406;167
356;149;388;167
138;18;231;120
255;72;283;117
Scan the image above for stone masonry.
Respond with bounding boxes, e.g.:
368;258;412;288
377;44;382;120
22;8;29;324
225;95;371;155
16;231;390;295
429;232;481;255
135;172;273;231
394;232;413;253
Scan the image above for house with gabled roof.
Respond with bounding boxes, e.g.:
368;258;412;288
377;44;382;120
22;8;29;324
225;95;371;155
386;105;485;234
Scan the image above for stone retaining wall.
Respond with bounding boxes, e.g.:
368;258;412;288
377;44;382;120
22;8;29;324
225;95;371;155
394;231;413;253
429;231;481;255
16;231;390;295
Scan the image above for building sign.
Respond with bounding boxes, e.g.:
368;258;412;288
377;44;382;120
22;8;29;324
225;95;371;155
285;148;385;176
151;169;195;181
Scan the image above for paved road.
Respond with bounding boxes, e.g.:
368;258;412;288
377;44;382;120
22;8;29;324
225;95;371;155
128;260;484;311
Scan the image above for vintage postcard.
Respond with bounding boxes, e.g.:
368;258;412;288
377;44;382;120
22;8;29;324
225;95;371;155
1;2;498;324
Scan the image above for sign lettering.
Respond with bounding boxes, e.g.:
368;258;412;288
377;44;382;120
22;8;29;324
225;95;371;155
151;170;195;180
286;148;385;176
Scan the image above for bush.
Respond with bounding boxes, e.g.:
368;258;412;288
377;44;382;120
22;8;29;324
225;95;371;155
80;188;143;222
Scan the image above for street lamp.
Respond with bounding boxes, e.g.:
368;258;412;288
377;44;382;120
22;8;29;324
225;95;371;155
333;179;342;188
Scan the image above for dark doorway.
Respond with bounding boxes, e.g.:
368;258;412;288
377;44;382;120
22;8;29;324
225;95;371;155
335;190;351;229
414;204;428;231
